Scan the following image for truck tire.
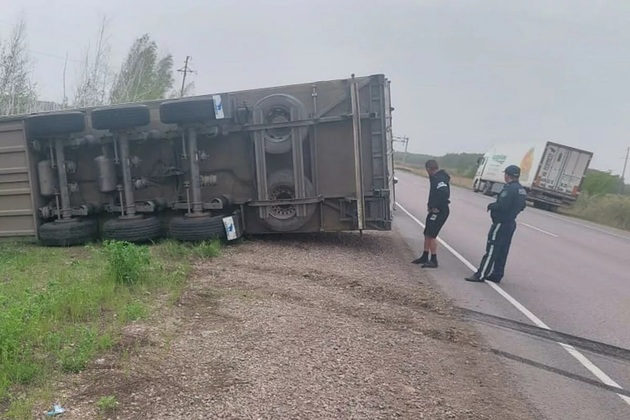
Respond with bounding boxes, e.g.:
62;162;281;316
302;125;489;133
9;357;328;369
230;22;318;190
262;169;316;232
159;98;216;125
25;112;86;138
473;180;480;193
254;94;308;155
169;214;226;242
102;216;162;243
91;105;151;131
533;202;557;212
483;182;494;196
39;218;97;247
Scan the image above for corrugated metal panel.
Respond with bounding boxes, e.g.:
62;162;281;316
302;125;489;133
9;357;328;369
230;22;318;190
0;121;37;238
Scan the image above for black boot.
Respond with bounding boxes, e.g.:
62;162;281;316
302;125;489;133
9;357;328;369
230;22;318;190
465;273;484;282
422;254;438;268
484;273;502;283
412;252;429;264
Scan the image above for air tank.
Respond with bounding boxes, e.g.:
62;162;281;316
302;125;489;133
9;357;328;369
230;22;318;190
94;155;117;193
37;160;58;197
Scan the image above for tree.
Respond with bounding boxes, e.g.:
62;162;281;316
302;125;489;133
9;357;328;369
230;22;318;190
73;16;112;108
580;169;620;196
109;34;174;104
0;18;37;116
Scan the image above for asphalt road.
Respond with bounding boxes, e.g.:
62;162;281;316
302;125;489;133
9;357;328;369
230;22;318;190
393;170;630;420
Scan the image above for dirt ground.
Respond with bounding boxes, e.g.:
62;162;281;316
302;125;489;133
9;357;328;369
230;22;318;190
46;231;539;419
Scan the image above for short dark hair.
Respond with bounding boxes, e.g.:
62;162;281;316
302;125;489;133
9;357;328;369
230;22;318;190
425;159;439;171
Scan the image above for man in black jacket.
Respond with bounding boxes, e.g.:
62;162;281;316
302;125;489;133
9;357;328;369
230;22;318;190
465;165;527;283
412;160;451;268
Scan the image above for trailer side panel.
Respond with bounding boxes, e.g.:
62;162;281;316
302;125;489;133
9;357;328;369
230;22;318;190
0;120;38;238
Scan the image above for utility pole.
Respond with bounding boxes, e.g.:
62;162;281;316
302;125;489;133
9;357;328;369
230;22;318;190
393;136;410;165
620;146;629;195
177;56;195;97
402;136;409;165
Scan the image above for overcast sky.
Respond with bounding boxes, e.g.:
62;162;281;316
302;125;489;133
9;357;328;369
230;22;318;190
2;0;629;172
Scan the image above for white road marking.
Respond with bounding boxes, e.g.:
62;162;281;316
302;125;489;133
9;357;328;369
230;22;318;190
396;202;630;406
520;222;559;237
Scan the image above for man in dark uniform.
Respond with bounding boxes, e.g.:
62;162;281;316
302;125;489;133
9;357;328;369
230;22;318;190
412;159;451;268
465;165;527;283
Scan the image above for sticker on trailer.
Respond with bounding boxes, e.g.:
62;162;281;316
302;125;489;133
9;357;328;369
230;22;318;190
213;94;225;119
222;216;238;241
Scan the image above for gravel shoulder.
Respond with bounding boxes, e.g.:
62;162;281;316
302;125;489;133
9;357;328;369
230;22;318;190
50;231;539;419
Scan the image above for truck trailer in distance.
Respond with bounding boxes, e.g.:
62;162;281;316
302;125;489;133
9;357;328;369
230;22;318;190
472;141;593;211
0;74;396;245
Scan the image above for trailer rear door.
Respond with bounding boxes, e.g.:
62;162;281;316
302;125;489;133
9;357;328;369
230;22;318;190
536;143;592;195
556;149;592;195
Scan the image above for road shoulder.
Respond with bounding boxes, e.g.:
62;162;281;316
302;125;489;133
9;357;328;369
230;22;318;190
49;232;539;419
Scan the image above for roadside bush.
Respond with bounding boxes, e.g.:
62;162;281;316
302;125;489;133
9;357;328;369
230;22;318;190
567;193;630;230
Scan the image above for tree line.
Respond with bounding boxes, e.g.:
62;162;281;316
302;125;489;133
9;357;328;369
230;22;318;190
394;150;482;178
0;16;193;116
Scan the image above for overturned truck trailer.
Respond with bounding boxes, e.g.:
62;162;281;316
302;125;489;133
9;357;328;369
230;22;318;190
0;74;396;246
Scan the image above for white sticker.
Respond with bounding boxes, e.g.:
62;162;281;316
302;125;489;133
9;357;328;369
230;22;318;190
437;182;448;189
222;216;238;241
213;94;225;119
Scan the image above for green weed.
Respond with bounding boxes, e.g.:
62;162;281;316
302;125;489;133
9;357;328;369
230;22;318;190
96;395;119;415
102;240;151;285
124;302;148;321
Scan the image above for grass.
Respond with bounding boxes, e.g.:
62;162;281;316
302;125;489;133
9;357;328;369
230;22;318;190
563;193;630;231
0;238;222;418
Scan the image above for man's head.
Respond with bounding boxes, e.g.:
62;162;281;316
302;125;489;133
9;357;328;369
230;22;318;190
425;159;439;176
504;164;521;182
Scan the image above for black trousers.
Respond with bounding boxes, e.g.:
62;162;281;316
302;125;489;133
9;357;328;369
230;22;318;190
475;220;517;280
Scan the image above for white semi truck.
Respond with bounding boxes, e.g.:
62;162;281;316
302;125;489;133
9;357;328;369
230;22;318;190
472;141;593;211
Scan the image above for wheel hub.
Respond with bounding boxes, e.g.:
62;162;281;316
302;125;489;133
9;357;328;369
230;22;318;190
269;186;296;220
265;107;291;143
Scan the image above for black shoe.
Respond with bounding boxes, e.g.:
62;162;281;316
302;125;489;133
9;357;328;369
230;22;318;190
421;260;438;268
465;274;484;282
412;255;429;264
484;274;502;283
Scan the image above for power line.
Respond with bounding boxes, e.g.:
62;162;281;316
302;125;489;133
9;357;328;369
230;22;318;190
29;49;82;64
